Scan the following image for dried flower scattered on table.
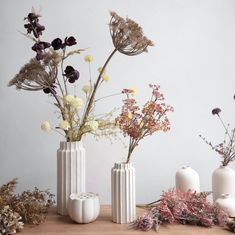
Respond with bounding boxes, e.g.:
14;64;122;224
0;206;24;235
0;178;55;235
116;84;173;163
200;95;235;166
9;10;153;142
132;188;228;232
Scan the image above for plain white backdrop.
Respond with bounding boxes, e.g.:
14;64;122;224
0;0;235;204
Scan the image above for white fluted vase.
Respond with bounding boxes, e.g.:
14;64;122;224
111;162;136;224
175;166;200;192
212;165;235;202
57;141;85;215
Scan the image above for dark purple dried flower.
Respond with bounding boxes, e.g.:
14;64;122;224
32;41;51;52
32;41;51;60
64;66;80;83
24;13;45;38
26;13;38;22
65;36;77;46
212;108;221;115
51;38;63;50
233;94;235;100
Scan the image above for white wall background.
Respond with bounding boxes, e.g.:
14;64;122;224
0;0;235;204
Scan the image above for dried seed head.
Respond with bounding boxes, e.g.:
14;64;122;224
109;11;154;56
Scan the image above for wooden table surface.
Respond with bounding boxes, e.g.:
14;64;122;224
21;206;232;235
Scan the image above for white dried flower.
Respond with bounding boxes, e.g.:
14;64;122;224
59;120;70;130
71;97;83;110
82;85;92;94
41;121;51;132
88;121;99;131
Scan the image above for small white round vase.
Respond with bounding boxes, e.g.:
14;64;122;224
216;194;235;217
175;166;200;192
68;192;100;224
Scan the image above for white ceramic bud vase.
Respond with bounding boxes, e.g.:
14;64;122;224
212;165;235;201
111;162;136;224
57;141;85;215
68;193;100;223
215;194;235;217
175;166;200;192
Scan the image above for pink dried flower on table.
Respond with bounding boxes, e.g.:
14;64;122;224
132;188;229;232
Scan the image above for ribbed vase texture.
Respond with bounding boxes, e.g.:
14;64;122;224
212;166;235;202
111;162;136;224
57;141;85;215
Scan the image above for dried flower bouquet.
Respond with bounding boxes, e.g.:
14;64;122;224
116;84;173;163
8;9;153;142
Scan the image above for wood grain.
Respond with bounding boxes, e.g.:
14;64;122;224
20;206;232;234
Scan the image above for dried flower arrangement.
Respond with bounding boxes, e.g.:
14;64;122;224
132;188;228;232
200;95;235;166
115;84;174;163
0;178;55;234
8;9;153;142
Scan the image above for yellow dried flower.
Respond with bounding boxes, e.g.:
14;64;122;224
41;121;51;132
130;87;137;96
102;74;110;82
82;85;92;94
88;120;99;131
59;120;70;130
128;112;132;119
84;55;93;62
71;97;83;110
63;95;74;104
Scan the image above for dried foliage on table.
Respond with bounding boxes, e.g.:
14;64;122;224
132;188;229;232
227;217;235;233
0;178;55;234
200;95;235;166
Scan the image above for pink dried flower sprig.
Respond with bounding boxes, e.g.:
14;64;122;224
132;188;228;232
200;95;235;166
116;84;173;163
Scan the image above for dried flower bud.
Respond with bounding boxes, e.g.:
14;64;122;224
82;85;92;94
59;120;70;130
101;74;110;82
65;36;77;46
64;66;80;83
212;108;221;115
41;121;51;132
109;11;153;56
84;55;93;62
51;38;63;50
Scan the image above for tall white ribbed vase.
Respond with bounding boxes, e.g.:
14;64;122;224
212;165;235;202
57;141;85;215
111;162;136;224
175;166;200;192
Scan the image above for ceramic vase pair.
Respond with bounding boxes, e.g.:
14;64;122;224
57;141;136;224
